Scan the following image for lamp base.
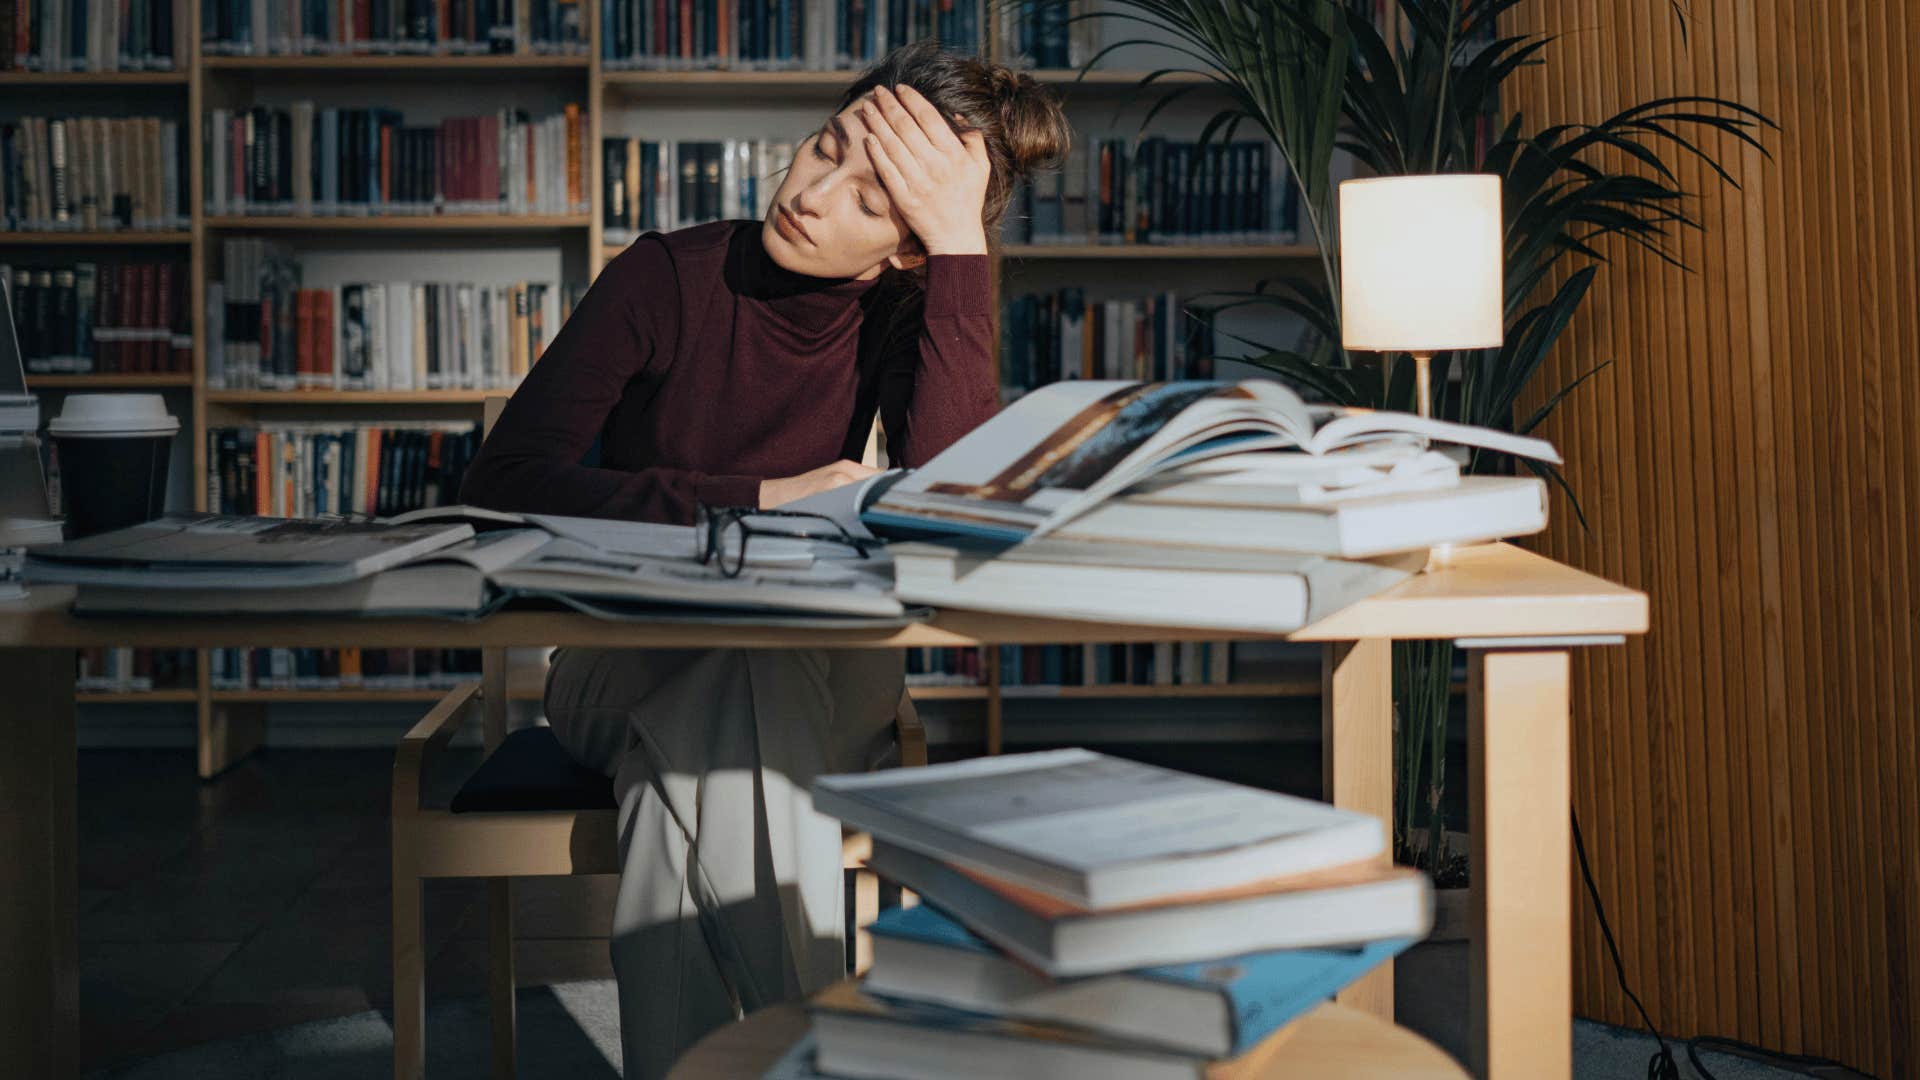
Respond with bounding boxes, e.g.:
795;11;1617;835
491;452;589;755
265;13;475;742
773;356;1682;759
1412;352;1433;419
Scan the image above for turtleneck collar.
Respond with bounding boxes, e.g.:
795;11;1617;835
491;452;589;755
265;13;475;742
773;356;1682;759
724;222;883;336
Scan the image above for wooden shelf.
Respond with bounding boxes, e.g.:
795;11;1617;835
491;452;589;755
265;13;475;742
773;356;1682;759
0;70;189;85
904;684;991;700
202;53;589;74
26;374;196;388
75;688;199;704
1021;68;1214;87
0;230;192;245
203;214;591;232
1002;243;1320;260
207;389;499;404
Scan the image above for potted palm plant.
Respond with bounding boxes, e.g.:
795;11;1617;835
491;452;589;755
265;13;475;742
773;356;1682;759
1045;0;1770;1054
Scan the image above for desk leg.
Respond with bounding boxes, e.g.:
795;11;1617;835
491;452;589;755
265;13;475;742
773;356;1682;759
1467;648;1571;1080
1322;638;1393;1020
0;648;78;1078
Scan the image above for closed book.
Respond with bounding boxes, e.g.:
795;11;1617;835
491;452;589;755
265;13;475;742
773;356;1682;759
864;902;1412;1058
1053;475;1550;558
868;839;1429;978
812;748;1385;911
808;979;1306;1080
888;538;1418;632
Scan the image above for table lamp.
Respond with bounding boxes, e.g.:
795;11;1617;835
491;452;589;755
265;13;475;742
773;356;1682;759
1338;174;1505;418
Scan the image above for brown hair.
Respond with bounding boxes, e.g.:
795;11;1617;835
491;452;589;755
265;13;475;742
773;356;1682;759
838;42;1071;247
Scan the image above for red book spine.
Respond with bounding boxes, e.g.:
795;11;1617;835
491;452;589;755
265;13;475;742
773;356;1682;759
294;290;311;386
355;0;373;49
153;264;173;371
380;124;392;206
94;264;116;374
679;0;691;58
116;264;138;373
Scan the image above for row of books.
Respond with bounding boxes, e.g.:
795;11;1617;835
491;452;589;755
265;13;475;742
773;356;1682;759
203;104;590;217
205;421;481;518
801;749;1427;1078
76;647;195;692
208;646;483;690
4;0;180;70
600;137;789;238
993;0;1094;71
6;261;193;374
200;0;586;55
999;641;1234;687
1000;289;1221;399
2;116;189;233
209;237;581;390
600;0;980;70
903;642;1239;688
903;645;984;687
1008;137;1301;246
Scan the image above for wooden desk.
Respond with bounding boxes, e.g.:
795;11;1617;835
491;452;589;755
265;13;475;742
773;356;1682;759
0;542;1646;1079
665;992;1471;1079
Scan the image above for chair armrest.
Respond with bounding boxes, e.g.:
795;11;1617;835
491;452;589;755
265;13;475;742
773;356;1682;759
393;681;484;816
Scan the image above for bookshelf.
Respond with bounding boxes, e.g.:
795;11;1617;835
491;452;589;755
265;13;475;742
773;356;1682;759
13;0;1325;777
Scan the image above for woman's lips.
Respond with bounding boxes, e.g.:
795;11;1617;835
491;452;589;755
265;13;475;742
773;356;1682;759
777;206;813;245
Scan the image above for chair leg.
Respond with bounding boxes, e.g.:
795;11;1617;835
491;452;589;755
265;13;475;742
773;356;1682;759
488;878;517;1079
852;868;880;977
392;863;425;1080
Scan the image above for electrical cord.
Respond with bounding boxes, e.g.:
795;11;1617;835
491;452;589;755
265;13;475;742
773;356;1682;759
1571;808;1876;1080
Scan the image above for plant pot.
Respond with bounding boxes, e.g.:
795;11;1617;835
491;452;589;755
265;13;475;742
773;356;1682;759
1394;886;1470;1066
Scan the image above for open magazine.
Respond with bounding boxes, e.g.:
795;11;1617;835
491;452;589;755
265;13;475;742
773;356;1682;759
860;380;1559;543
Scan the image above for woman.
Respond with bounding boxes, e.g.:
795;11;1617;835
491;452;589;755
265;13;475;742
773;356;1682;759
458;43;1069;1079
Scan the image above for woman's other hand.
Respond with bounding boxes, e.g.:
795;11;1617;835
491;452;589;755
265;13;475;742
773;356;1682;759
858;85;991;256
759;460;879;509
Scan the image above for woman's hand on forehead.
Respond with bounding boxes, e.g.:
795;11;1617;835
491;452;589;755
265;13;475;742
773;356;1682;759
855;84;992;256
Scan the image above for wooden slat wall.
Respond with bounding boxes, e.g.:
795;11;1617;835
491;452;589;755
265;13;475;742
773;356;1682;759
1503;2;1919;1074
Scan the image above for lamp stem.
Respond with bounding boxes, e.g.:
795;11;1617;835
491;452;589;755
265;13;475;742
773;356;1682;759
1412;352;1434;419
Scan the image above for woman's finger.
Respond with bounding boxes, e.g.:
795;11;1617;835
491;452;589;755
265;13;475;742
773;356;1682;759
860;103;930;191
891;84;965;154
869;87;941;166
863;134;915;204
960;129;990;171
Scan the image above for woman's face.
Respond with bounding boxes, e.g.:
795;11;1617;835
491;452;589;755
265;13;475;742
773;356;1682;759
761;93;921;280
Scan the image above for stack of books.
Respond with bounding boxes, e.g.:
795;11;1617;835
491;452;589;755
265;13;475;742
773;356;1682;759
848;380;1563;632
6;260;193;375
786;748;1430;1079
1;115;189;232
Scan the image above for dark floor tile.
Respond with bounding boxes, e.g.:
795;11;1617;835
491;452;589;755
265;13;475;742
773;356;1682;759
80;888;118;914
79;941;239;1071
428;938;615;996
76;826;194;891
126;991;383;1065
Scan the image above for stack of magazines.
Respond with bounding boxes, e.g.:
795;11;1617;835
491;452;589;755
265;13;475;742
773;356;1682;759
776;749;1431;1079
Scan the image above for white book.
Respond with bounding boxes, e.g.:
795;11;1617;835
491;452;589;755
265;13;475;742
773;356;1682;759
888;539;1419;633
387;281;414;391
863;838;1430;979
812;747;1386;911
1057;475;1549;558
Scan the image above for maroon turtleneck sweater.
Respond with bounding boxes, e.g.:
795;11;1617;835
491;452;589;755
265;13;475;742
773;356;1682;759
459;220;999;524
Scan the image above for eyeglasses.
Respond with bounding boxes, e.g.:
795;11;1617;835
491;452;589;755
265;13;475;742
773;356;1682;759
693;503;876;578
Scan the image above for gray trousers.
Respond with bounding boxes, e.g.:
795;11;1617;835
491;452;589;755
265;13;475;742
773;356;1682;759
543;646;903;1080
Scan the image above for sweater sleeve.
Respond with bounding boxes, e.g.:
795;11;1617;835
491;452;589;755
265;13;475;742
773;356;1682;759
458;241;763;522
877;254;1001;468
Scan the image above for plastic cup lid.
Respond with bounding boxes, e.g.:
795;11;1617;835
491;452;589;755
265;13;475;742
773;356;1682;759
47;393;180;438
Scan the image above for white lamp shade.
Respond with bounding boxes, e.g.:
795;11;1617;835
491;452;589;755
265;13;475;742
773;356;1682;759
1339;174;1505;352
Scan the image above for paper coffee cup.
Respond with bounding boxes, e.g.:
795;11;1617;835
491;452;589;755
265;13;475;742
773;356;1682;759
48;394;180;539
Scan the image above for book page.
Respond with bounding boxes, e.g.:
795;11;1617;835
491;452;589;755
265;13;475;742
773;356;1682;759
1308;410;1562;463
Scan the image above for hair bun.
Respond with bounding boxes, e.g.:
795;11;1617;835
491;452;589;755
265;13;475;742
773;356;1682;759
987;67;1070;178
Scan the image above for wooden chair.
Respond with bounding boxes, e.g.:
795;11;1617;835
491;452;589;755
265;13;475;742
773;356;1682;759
389;398;924;1080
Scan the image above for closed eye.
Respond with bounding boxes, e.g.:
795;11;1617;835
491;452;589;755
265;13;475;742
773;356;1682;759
810;127;883;216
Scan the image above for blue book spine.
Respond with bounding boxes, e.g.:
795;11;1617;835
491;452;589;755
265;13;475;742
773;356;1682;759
870;904;1415;1057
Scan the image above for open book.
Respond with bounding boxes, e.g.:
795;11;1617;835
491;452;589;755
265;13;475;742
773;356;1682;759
862;380;1559;544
